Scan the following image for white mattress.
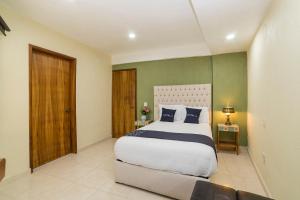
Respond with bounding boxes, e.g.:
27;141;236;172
114;121;217;177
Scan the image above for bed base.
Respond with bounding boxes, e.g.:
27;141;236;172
114;160;209;200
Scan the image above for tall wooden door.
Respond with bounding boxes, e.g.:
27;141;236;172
29;45;77;170
112;69;136;138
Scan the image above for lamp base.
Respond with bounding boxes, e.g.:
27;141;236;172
225;121;232;126
225;115;232;126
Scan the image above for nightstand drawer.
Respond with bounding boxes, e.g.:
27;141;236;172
219;126;239;132
218;124;239;132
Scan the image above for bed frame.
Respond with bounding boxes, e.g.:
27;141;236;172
115;84;212;200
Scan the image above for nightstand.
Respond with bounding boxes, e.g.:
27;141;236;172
135;120;153;129
217;124;240;155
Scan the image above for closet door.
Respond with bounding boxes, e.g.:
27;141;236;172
112;69;136;138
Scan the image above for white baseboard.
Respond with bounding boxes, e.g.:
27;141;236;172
248;149;273;198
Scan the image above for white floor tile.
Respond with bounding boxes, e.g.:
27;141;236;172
39;183;97;200
0;139;266;199
0;192;15;200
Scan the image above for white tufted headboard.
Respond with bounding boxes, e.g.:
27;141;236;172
154;84;212;123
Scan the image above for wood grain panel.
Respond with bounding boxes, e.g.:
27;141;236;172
0;158;5;181
29;45;77;170
112;69;136;138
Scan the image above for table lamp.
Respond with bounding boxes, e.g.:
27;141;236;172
222;106;235;125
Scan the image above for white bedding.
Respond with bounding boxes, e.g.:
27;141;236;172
114;121;217;177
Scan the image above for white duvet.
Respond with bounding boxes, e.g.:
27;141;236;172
114;121;217;177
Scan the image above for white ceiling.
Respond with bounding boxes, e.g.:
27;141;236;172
192;0;272;55
3;0;272;64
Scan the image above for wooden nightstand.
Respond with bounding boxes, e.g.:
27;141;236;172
135;120;153;129
217;124;240;155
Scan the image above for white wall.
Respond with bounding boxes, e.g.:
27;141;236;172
0;4;112;179
248;0;300;199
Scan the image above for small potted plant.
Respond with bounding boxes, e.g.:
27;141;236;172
141;105;150;122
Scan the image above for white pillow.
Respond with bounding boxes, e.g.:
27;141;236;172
159;104;184;121
182;106;209;123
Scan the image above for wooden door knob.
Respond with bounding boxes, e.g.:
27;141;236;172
65;108;71;113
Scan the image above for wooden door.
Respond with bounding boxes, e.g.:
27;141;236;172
29;45;77;170
112;69;136;138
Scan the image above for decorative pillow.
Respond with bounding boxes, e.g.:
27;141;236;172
182;106;209;123
184;108;202;124
159;104;184;121
160;108;176;122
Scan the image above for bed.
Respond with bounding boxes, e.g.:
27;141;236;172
114;84;216;200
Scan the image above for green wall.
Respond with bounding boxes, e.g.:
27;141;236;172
113;52;248;146
212;53;248;146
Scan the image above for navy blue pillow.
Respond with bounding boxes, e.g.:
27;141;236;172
160;108;176;122
184;108;202;124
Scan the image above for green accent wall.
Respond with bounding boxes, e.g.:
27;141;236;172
113;52;248;146
212;53;248;146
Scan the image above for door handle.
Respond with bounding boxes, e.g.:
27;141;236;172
65;108;71;113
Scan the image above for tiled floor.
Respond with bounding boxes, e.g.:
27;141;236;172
0;139;266;200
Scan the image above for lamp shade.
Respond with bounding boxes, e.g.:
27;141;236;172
222;106;235;114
